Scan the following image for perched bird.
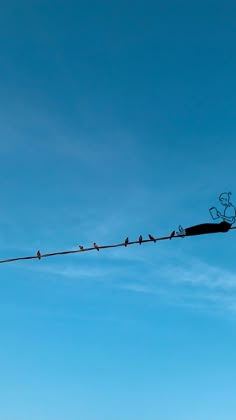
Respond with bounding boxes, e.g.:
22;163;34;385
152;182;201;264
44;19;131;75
169;230;175;240
148;234;156;243
79;245;84;251
124;237;129;247
94;242;100;251
37;250;41;260
139;235;143;245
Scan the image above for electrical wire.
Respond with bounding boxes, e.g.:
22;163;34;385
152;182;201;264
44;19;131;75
0;226;235;265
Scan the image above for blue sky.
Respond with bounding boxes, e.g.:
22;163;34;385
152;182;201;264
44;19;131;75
1;1;236;419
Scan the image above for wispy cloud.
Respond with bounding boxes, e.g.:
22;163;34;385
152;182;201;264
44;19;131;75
24;259;129;282
159;259;236;290
21;245;236;315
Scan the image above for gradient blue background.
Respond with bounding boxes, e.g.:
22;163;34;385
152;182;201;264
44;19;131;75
1;1;236;419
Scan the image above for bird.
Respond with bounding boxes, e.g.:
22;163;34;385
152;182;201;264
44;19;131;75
79;245;84;251
169;230;175;239
94;242;99;251
37;250;41;260
148;234;156;243
139;235;143;245
124;237;129;247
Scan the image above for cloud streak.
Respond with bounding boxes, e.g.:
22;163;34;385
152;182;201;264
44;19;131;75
22;247;236;315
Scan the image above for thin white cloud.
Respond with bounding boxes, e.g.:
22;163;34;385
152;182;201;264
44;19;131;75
24;260;130;282
159;259;236;290
14;232;236;315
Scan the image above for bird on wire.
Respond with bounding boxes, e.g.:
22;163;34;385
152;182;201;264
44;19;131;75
169;230;175;240
3;191;236;266
148;233;157;243
1;224;236;266
94;242;100;251
124;237;129;247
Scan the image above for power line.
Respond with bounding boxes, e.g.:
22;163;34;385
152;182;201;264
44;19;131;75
0;226;236;265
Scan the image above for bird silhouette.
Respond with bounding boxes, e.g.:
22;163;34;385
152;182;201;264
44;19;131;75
37;250;41;260
94;242;100;251
148;234;156;243
124;237;129;247
79;245;84;250
139;235;143;245
169;230;175;239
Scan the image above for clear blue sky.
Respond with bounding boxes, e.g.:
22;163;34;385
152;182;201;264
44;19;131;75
1;1;236;419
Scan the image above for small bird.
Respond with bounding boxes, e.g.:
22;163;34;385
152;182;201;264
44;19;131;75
124;237;129;247
148;234;156;243
169;230;175;240
37;250;41;260
79;245;84;251
94;242;99;251
139;235;143;245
